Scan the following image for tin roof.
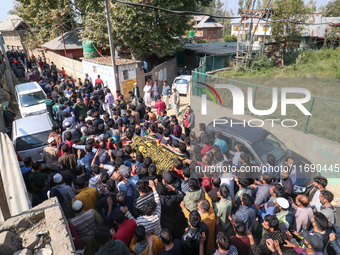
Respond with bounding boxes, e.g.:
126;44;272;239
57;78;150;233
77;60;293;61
41;31;83;50
0;15;26;32
194;16;224;28
82;56;139;66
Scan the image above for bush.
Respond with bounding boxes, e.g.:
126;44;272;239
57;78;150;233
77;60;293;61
223;35;238;42
283;49;300;65
249;54;273;71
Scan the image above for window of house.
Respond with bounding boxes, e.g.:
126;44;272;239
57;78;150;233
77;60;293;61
208;29;212;34
233;26;239;31
213;29;217;34
93;66;97;73
206;17;216;23
123;70;129;80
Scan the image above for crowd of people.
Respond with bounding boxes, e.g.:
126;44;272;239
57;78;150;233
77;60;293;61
17;65;340;255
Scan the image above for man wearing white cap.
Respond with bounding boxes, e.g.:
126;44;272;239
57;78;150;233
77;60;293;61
70;200;103;255
42;137;61;171
275;197;293;231
50;173;75;220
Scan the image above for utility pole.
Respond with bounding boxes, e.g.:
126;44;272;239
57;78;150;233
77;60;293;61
58;18;67;57
104;0;119;92
261;0;272;58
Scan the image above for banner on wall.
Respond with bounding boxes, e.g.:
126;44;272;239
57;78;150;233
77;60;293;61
122;78;137;97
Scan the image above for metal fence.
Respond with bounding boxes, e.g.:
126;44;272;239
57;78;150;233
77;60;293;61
192;71;340;143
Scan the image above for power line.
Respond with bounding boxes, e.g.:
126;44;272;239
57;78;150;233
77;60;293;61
110;0;340;26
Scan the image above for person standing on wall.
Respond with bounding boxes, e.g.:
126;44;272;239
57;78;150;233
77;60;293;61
183;105;195;137
162;81;171;110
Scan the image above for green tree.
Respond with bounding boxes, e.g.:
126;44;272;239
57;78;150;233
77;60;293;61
82;0;211;58
238;0;245;14
11;0;76;50
320;0;340;17
271;0;315;42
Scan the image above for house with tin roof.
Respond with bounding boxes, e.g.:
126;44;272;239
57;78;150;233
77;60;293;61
193;16;224;40
0;15;29;51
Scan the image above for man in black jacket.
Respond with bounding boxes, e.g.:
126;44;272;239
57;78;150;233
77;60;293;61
156;182;186;239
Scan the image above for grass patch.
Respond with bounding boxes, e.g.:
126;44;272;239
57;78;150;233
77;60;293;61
195;49;340;142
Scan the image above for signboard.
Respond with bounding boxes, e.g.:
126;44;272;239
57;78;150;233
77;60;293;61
122;78;136;97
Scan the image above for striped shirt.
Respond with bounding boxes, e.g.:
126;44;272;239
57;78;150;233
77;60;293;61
70;209;102;242
132;192;155;218
126;191;162;237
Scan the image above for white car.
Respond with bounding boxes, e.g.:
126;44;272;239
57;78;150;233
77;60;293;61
172;75;192;95
15;82;47;117
12;113;54;168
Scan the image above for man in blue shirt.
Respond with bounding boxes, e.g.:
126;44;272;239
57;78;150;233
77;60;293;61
213;131;228;154
77;145;95;175
38;77;47;90
232;143;245;169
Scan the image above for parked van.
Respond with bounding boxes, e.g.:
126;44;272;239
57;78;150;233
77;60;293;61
12;113;54;168
15;82;47;117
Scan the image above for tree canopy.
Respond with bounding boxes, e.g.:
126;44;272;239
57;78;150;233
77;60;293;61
271;0;315;42
321;0;340;17
11;0;76;50
12;0;212;57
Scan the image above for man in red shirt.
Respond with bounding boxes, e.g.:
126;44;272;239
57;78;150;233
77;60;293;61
95;75;104;89
38;60;44;71
154;95;166;118
61;67;66;79
201;137;213;155
111;210;137;247
230;220;250;255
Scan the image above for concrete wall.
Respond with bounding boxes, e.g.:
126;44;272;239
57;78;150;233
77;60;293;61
137;56;177;98
82;60;121;93
190;95;340;199
58;55;83;80
29;49;83;81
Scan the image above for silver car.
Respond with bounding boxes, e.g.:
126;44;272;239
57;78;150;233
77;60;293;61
12;113;54;168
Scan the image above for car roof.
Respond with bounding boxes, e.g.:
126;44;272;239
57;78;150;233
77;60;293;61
206;117;270;144
15;82;41;94
175;75;192;80
14;113;52;137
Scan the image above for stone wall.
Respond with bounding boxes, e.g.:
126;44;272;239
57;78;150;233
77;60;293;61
0;198;76;254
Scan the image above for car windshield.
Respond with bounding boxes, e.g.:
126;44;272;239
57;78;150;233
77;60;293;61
176;79;188;84
19;91;46;107
251;134;288;164
15;131;50;151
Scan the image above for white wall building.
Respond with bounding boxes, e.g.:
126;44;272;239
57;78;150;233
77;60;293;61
230;13;340;44
230;18;272;43
82;57;139;95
